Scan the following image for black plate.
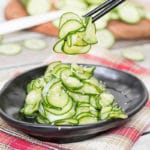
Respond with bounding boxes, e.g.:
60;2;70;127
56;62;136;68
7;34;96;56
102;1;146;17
0;64;148;143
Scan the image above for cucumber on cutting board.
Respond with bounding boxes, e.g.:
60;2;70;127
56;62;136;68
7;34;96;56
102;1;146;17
20;0;51;15
97;29;115;49
117;2;141;24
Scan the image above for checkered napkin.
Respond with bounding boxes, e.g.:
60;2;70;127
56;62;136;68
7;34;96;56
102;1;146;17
0;47;150;150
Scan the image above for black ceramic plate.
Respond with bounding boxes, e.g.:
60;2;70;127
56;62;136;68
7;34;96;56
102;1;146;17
0;64;148;143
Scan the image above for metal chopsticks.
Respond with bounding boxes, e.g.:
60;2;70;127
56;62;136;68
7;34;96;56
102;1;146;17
83;0;125;22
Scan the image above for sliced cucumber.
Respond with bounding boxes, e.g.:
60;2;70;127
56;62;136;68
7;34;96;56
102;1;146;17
61;68;83;89
75;82;100;95
21;90;42;115
59;19;83;39
79;115;98;125
21;0;51;15
44;97;73;115
23;38;48;51
100;93;114;107
97;29;115;49
53;40;64;53
45;106;75;122
59;12;82;28
118;2;141;24
68;91;89;103
83;18;98;44
67;31;88;47
44;61;61;76
71;63;94;80
46;81;69;108
54;118;78;126
122;49;144;62
21;61;127;125
0;43;22;55
63;42;91;54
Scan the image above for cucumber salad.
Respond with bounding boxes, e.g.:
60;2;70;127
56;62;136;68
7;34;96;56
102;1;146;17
53;12;97;54
21;61;127;125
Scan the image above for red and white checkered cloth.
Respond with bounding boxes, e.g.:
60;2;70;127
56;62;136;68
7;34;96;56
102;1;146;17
0;49;150;150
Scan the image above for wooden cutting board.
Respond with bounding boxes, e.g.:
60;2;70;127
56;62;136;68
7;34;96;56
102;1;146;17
5;0;150;39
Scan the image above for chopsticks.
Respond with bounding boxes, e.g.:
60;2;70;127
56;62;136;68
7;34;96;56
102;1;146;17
83;0;125;22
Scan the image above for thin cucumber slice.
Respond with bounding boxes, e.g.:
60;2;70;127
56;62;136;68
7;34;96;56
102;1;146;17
61;68;83;89
68;92;89;103
100;93;114;107
100;106;112;120
51;63;70;76
59;12;82;28
44;97;73;115
36;114;50;124
97;29;115;49
44;61;61;75
78;115;98;125
53;40;64;53
83;18;98;44
54;118;78;126
0;43;22;55
118;2;141;24
76;106;90;116
90;95;101;109
45;106;75;122
59;19;83;39
63;42;91;54
27;77;46;92
23;38;48;51
22;90;42;115
47;81;69;108
22;0;51;15
75;82;100;95
122;49;144;62
71;63;95;80
68;31;88;47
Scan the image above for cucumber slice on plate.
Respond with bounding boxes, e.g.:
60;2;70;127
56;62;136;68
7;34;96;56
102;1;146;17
23;38;48;51
118;2;141;24
122;49;144;62
97;29;115;49
21;0;51;15
59;19;83;39
0;43;22;55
